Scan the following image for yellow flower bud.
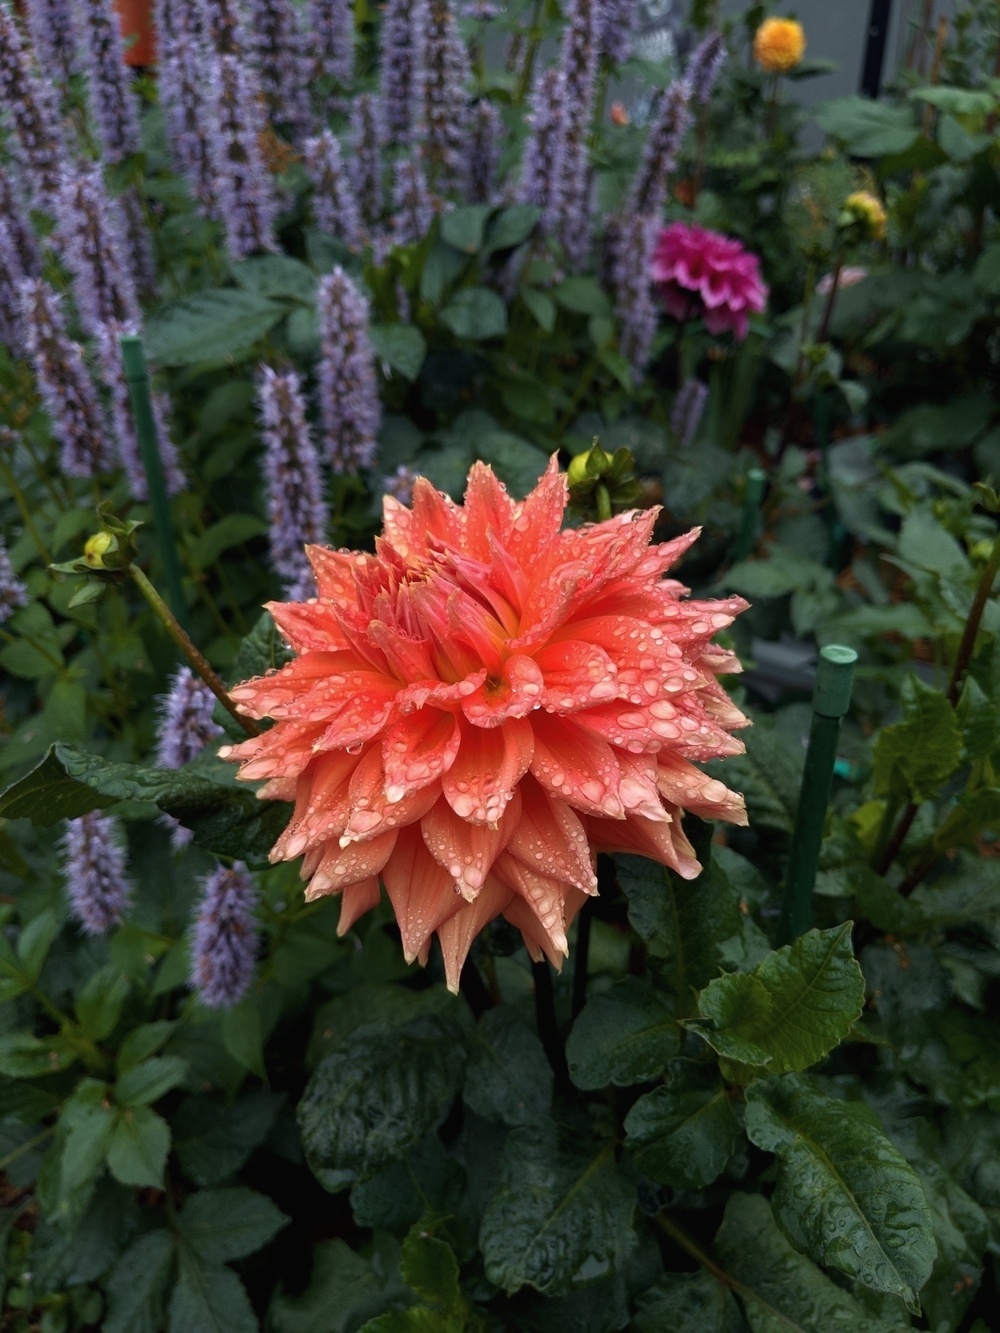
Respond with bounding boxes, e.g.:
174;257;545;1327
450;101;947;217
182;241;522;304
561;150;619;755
753;18;806;73
843;190;887;241
83;532;116;568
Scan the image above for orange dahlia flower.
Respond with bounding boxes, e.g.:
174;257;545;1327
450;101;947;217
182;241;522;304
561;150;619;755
753;18;806;73
221;460;750;992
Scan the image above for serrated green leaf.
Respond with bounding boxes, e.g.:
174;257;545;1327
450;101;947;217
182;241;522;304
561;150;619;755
464;1007;552;1126
369;324;427;381
178;1187;288;1263
897;509;969;580
633;1270;744;1333
624;1062;740;1189
0;1031;75;1077
745;1077;936;1312
932;788;1000;852
479;1126;636;1295
400;1225;461;1310
168;1250;257;1333
221;997;265;1076
104;1230;175;1333
230;254;315;301
813;96;920;156
268;1240;389;1333
76;964;131;1041
107;1106;170;1188
15;910;59;982
60;1104;117;1199
188;514;267;572
350;1135;462;1231
117;1021;178;1072
692;924;865;1074
957;676;1000;762
567;976;678;1089
872;676;962;803
145;289;288;367
299;1014;466;1188
172;1089;283;1187
439;287;508;339
709;723;803;834
482;205;540;254
115;1055;189;1107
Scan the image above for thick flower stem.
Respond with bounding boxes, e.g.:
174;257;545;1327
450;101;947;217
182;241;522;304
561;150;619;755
532;960;569;1087
128;564;260;738
815;252;844;346
571;898;592;1020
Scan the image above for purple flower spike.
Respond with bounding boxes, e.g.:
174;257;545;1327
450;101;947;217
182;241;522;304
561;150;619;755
459;0;498;17
190;863;259;1009
56;168;141;339
304;131;361;248
599;0;638;65
557;0;599;268
156;666;224;769
464;99;501;205
0;3;68;208
350;94;383;227
156;0;215;209
257;364;328;599
516;67;568;236
671;378;708;448
379;0;418;145
76;0;141;162
0;166;41;275
309;0;352;109
63;811;133;935
0;539;28;624
390;158;433;247
686;29;725;105
24;0;80;88
196;0;245;54
629;76;692;216
316;267;381;474
249;0;312;140
381;464;417;506
205;53;279;259
414;0;470;190
607;212;657;373
20;278;114;479
0;213;39;352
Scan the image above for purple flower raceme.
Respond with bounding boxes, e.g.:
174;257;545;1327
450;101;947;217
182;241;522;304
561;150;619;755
308;0;352;109
671;378;708;448
599;0;638;65
0;214;39;352
606;210;658;373
20;278;114;478
56;167;142;339
390;158;433;247
156;0;215;209
316;267;381;474
686;29;726;104
249;0;312;140
379;0;418;145
0;2;68;208
256;364;328;599
0;165;41;275
414;0;470;191
459;0;498;17
516;66;568;235
23;0;79;88
76;0;141;162
463;98;501;205
62;811;133;935
205;52;279;259
629;75;693;216
197;0;245;54
120;190;159;301
0;539;28;623
381;464;417;506
350;94;383;228
304;131;360;248
190;862;260;1009
557;0;599;267
156;666;224;768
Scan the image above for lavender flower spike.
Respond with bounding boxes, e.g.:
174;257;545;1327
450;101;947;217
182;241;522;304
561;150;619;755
629;75;693;216
249;0;312;140
197;0;245;54
379;0;418;145
56;168;141;339
205;52;279;259
156;0;215;210
308;0;352;101
304;132;361;249
76;0;142;162
0;540;28;624
686;30;725;105
24;0;80;88
390;158;433;248
63;812;133;934
0;2;68;208
350;94;383;227
558;0;600;267
316;268;381;474
0;166;42;276
190;863;259;1009
517;67;568;236
671;379;708;448
463;99;501;205
382;464;417;506
156;666;224;768
414;0;470;190
0;218;35;352
257;364;328;599
600;0;638;65
608;211;657;373
20;278;114;478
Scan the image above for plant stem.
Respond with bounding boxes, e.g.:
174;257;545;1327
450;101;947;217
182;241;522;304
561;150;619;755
0;454;52;564
532;960;569;1087
571;898;592;1020
128;564;259;737
0;1127;54;1174
815;253;843;346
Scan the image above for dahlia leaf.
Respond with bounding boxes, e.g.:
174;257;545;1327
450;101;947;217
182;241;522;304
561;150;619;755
632;1270;743;1333
177;1187;289;1264
479;1126;636;1295
566;976;679;1089
872;676;962;805
350;1135;462;1232
268;1240;391;1333
744;1077;936;1313
624;1061;740;1189
691;924;865;1075
168;1251;257;1333
172;1090;283;1189
464;1007;553;1126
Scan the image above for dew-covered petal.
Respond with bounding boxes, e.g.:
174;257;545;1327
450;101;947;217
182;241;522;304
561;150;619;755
305;828;398;900
534;637;620;711
586;809;701;879
421;790;520;901
382;709;461;802
504;778;597;894
436;876;513;994
340;746;441;844
462;654;544;727
656;751;747;825
337;876;381;935
528;714;624;818
441;717;534;824
381;824;464;961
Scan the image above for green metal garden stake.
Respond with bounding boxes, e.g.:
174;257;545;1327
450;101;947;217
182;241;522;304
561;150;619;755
732;467;767;562
119;334;189;631
778;644;857;944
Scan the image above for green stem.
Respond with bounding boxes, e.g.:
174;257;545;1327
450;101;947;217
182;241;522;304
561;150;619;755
815;252;844;346
947;526;1000;707
0;1127;54;1174
0;624;66;673
595;483;612;523
128;565;260;737
0;454;52;564
870;796;901;871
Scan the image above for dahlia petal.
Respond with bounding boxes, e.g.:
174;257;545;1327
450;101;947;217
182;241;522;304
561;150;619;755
221;721;324;781
312;674;400;751
340;746;441;843
337;876;381;935
228;652;358;719
586;810;701;880
506;456;568;565
267;598;353;654
511;561;592;652
656;751;747;826
529;714;625;818
441;717;534;825
617;753;670;822
382;709;461;802
534;638;620;711
421;790;520;901
410;476;464;550
574;699;676;753
367;619;438;682
499;874;568;965
305;828;398;900
436;876;513;994
462;462;516;557
462;654;545;727
380;494;421;560
381;824;463;962
306;545;372;601
271;750;358;860
397;669;488;714
486;530;527;618
504;777;597;894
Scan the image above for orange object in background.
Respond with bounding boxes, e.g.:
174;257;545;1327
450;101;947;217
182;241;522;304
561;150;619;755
115;0;156;66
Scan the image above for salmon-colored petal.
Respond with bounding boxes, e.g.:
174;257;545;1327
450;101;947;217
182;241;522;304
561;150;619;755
421;790;520;901
411;476;464;550
441;717;534;824
505;456;567;565
534;638;620;711
461;462;516;558
436;876;513;994
381;825;464;962
220;721;324;781
501;882;568;967
367;619;439;684
504;778;597;894
462;654;544;727
382;709;461;803
586;810;701;880
267;599;353;654
396;670;488;715
529;714;624;818
617;753;670;822
311;675;400;752
228;653;356;719
656;752;747;825
305;829;398;900
340;747;441;844
271;750;359;861
337;877;382;935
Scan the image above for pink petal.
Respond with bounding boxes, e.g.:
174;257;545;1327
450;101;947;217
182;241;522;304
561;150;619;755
337;877;382;935
441;717;534;824
381;825;464;961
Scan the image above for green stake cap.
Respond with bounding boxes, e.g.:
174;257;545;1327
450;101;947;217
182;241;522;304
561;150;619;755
119;333;147;381
813;644;857;718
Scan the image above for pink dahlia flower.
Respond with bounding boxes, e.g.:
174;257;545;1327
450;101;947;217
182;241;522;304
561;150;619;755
651;222;768;340
221;461;749;992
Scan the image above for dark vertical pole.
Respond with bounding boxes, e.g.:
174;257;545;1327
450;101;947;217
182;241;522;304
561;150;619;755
860;0;893;97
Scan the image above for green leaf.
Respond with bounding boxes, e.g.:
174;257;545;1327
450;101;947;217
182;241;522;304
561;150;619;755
479;1125;636;1295
172;1089;283;1187
624;1062;740;1189
400;1225;462;1310
633;1271;743;1333
813;96;920;156
709;722;803;834
872;676;962;803
567;976;678;1089
910;84;995;116
691;924;865;1074
104;1230;175;1333
188;514;267;572
439;204;494;253
145;289;288;367
615;855;742;1015
553;277;612;318
482;205;540;255
231;609;291;683
268;1240;390;1333
957;676;1000;762
230;254;316;302
521;288;555;333
117;1021;178;1072
115;1055;189;1107
178;1187;288;1263
931;788;1000;852
350;1135;462;1231
76;964;131;1041
168;1250;257;1333
714;1193;907;1332
298;1014;467;1188
897;508;969;581
369;324;428;381
745;1077;936;1312
464;1007;552;1126
16;910;59;982
106;1106;170;1188
439;287;508;340
60;1104;117;1199
221;997;265;1077
0;1031;74;1077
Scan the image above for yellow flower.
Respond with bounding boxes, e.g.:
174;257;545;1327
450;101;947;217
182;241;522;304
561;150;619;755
843;190;887;241
753;18;806;73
